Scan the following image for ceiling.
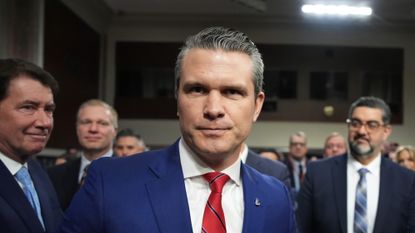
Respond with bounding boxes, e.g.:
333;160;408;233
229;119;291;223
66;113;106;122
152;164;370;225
102;0;415;30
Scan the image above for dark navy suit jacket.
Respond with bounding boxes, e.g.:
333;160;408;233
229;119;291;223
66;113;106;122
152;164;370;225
297;154;415;233
0;159;62;233
59;140;297;233
246;150;291;188
48;158;81;210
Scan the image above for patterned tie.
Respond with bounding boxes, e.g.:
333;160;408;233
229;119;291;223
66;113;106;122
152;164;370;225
202;172;230;233
79;164;90;186
15;166;45;229
354;168;369;233
299;164;304;182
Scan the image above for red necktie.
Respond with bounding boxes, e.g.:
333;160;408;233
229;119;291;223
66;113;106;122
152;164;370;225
202;172;230;233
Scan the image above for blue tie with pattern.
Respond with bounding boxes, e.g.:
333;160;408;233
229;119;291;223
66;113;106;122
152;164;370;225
354;168;369;233
15;166;45;229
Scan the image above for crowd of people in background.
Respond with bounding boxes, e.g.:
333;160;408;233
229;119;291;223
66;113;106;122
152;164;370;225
2;26;415;233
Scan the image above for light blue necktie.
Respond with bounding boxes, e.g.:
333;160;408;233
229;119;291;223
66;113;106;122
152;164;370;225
354;168;369;233
15;166;45;229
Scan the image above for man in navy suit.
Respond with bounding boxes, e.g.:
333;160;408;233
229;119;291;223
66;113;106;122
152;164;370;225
59;26;297;233
297;96;415;233
48;99;118;210
0;59;62;233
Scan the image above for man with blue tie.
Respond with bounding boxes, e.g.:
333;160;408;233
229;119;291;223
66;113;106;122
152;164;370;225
0;59;62;233
297;96;415;233
59;26;297;233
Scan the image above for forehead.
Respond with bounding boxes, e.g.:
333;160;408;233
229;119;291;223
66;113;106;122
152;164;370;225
117;136;140;144
181;49;254;86
78;105;112;120
291;135;306;142
351;106;384;122
327;136;344;144
5;75;53;102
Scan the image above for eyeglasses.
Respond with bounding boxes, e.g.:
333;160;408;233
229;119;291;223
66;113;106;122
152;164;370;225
290;142;306;147
346;118;387;132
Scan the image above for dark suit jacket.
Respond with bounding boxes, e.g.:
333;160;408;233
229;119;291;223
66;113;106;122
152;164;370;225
47;158;81;210
297;154;415;233
59;140;297;233
246;150;291;188
283;157;308;190
0;159;63;233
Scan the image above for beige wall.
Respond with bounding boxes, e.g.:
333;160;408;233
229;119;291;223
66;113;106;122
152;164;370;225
104;20;415;149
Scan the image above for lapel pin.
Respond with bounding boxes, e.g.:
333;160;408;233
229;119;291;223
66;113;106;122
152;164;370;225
255;198;261;206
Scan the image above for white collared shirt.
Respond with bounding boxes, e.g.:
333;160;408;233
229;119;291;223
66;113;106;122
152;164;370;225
179;139;244;233
291;158;306;192
347;153;381;233
0;152;29;189
78;149;113;183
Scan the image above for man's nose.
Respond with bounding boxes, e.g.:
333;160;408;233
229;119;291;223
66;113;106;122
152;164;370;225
35;110;53;128
203;92;225;120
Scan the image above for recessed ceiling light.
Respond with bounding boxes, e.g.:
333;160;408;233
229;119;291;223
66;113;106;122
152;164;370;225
301;4;372;17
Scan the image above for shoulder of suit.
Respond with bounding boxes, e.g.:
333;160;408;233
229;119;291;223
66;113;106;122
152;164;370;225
47;157;81;173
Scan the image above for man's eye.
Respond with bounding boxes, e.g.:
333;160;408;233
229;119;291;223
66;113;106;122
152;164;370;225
367;121;380;129
190;86;204;93
224;89;245;98
20;105;36;112
79;120;91;125
351;120;362;128
99;122;110;126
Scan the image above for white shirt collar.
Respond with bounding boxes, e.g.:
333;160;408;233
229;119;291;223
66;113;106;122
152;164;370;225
179;138;243;186
0;152;28;176
347;152;381;175
239;145;249;163
78;149;113;182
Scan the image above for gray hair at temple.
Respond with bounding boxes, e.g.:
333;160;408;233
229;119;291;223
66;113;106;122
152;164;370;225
174;26;264;97
348;96;391;125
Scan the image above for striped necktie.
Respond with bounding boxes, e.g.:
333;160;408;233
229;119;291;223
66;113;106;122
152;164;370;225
79;164;90;186
202;172;230;233
15;166;45;229
354;168;369;233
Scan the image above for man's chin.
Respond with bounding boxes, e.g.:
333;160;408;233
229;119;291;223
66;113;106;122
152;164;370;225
351;143;373;157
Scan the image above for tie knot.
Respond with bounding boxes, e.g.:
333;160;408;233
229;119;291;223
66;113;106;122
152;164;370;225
358;168;369;177
15;166;32;186
203;172;230;193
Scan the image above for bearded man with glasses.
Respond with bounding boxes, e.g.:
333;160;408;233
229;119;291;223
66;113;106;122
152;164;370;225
297;96;415;233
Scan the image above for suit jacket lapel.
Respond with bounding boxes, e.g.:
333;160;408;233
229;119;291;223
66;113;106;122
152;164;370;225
372;157;392;233
29;160;61;233
332;155;348;233
241;164;266;233
145;142;193;233
0;160;44;233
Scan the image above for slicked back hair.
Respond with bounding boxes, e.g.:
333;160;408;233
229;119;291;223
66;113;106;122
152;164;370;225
174;26;264;98
348;96;391;124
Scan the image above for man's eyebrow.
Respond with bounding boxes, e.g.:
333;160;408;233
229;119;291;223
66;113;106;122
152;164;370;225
19;100;40;106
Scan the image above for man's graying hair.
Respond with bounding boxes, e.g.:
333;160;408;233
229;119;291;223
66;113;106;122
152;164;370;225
174;26;264;97
348;96;391;124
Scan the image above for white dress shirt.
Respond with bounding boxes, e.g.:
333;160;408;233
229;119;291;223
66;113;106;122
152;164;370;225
179;139;244;233
347;153;381;233
0;152;28;188
291;158;306;192
78;149;113;183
